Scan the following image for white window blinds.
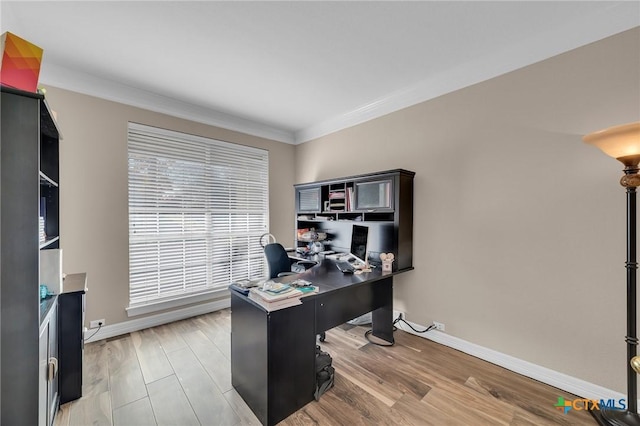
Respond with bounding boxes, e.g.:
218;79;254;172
127;123;269;307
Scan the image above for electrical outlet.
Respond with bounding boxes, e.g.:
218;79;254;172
396;311;405;321
433;321;445;331
394;310;405;319
90;319;105;329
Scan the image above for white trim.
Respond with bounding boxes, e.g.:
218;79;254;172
84;302;634;405
84;295;231;343
39;63;295;145
126;288;229;317
296;6;640;144
36;6;638;147
392;311;638;406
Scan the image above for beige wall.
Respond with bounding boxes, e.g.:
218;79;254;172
294;28;640;393
44;86;296;326
44;27;639;394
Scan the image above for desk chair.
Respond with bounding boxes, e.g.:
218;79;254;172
264;242;307;278
262;240;326;342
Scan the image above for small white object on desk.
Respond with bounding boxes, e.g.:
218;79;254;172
380;253;395;272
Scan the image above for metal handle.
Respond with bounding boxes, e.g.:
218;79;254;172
47;357;58;381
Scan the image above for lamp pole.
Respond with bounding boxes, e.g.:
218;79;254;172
584;122;640;426
624;168;639;416
595;167;640;425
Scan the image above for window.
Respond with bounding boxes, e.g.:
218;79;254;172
127;123;268;313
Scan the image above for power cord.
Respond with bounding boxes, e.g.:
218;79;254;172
84;322;102;341
363;313;437;346
393;314;437;334
364;329;394;346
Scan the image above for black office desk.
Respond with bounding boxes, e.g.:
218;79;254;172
230;259;410;426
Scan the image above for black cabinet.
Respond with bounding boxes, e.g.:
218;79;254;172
1;87;61;425
294;169;414;271
231;292;316;426
58;273;86;404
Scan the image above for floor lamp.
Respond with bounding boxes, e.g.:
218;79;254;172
584;122;640;426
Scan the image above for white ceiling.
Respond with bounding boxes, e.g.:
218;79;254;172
2;1;638;144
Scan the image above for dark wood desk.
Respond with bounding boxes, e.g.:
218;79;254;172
230;259;409;426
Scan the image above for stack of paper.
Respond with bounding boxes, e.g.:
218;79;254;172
248;284;318;312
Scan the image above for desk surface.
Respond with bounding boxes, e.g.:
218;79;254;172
276;257;411;295
240;258;410;314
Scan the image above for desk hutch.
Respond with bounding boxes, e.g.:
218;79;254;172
294;169;414;270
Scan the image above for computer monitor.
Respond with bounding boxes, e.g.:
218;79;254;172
350;225;369;263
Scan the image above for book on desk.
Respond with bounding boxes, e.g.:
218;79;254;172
247;284;318;312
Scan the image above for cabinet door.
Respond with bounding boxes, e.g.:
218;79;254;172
48;306;59;425
355;179;393;211
38;323;49;426
296;187;321;212
38;305;59;426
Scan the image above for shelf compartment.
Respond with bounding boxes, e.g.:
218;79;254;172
336;212;364;221
39;236;60;250
314;214;336;221
363;212;395;222
39;171;59;187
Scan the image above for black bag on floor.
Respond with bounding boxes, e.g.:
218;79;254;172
314;345;334;401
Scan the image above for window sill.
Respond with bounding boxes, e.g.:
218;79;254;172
126;288;229;317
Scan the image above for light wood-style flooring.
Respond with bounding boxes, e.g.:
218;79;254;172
55;309;595;425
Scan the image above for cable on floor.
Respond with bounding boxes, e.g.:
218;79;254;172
364;329;395;346
363;314;437;346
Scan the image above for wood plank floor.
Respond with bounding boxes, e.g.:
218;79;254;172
55;309;595;425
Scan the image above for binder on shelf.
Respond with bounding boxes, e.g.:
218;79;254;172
39;217;46;243
346;187;354;211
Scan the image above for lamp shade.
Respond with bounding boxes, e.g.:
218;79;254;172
583;122;640;166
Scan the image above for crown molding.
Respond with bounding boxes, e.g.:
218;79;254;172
36;4;638;147
39;62;296;144
296;6;640;144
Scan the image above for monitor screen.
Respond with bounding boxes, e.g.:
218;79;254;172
350;225;369;263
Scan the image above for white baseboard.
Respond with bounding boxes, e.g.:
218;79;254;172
84;298;231;343
392;310;630;404
82;303;627;404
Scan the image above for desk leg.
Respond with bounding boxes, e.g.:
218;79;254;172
370;277;394;343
